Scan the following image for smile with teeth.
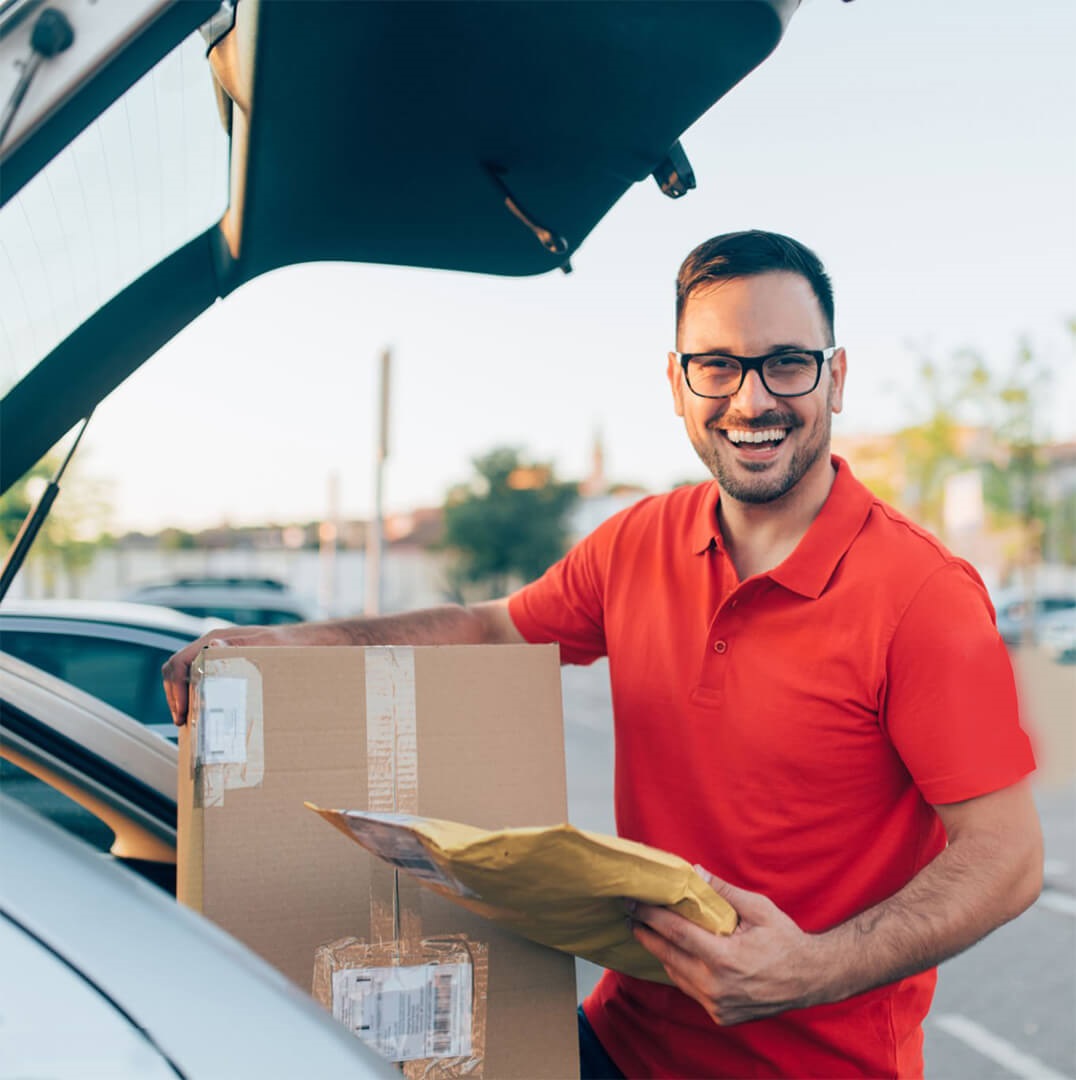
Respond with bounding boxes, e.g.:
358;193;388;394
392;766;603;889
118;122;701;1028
723;427;788;444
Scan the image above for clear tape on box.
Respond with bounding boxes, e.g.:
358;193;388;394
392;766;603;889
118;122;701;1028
190;655;265;807
313;646;488;1077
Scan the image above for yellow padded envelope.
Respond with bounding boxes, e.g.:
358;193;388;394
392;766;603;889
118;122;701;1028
307;804;738;985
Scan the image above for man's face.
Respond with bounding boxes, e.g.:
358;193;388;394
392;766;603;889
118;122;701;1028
667;271;846;505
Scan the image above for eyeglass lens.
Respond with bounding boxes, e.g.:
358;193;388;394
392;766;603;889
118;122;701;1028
687;353;819;398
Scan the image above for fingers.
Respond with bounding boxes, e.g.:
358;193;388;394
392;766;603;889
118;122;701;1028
162;639;200;725
692;865;773;924
631;901;724;954
162;633;235;725
630;915;726;1023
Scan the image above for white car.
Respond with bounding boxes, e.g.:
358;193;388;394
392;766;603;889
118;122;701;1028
1;793;396;1078
126;576;311;626
0;599;225;740
1038;607;1076;663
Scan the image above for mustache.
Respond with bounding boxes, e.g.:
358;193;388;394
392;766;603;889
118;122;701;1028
711;411;803;430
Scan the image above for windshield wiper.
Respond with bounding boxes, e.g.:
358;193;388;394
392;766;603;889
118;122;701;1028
0;411;92;605
0;5;73;147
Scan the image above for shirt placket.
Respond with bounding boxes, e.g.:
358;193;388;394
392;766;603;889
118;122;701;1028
690;546;754;705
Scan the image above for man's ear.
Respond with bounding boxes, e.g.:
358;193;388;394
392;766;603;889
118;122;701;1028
829;348;847;415
667;352;686;418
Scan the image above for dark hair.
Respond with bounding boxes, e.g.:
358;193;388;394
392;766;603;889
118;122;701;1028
675;230;835;344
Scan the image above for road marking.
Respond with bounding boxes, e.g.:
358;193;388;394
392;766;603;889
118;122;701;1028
1037;888;1076;918
933;1014;1071;1080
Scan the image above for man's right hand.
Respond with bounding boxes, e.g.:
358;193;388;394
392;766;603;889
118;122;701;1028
162;623;301;726
161;599;525;726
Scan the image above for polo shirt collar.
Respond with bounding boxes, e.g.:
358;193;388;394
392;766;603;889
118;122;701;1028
690;457;875;598
690;482;722;554
767;457;874;598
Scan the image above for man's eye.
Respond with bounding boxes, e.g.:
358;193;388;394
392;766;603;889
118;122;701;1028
695;356;738;372
769;353;813;370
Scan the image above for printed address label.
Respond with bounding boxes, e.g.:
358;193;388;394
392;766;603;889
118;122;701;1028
332;961;473;1062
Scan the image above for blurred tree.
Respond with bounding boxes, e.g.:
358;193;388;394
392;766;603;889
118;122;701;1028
159;527;198;551
894;339;1056;548
0;454;113;596
441;446;578;599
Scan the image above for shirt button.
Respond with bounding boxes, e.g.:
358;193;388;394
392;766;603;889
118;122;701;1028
713;640;728;654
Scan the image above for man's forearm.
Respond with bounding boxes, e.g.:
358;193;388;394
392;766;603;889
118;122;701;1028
164;599;524;724
295;602;519;648
815;788;1043;1005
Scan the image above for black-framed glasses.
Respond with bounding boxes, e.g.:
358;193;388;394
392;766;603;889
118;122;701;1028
674;346;839;399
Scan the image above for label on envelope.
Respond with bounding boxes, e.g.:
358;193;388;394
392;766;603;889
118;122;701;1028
340;812;475;896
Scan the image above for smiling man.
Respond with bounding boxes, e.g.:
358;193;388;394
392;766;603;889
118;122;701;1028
165;230;1042;1079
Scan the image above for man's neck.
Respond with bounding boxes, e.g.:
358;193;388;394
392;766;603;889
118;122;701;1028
717;457;838;581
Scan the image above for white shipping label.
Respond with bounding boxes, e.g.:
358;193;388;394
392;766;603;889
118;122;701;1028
332;962;473;1062
198;677;248;766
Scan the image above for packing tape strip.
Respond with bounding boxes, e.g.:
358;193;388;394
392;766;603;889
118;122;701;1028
366;646;419;943
191;655;265;808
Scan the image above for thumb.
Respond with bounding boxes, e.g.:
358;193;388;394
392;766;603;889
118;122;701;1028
693;864;772;922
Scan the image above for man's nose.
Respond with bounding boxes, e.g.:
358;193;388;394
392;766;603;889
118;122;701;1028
731;369;777;414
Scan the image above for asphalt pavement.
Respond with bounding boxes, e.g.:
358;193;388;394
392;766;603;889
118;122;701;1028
561;651;1076;1080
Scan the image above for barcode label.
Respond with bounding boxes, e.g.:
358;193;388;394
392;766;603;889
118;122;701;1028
198;678;247;765
332;962;473;1062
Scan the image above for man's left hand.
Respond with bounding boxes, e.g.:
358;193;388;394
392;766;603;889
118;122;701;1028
629;867;828;1026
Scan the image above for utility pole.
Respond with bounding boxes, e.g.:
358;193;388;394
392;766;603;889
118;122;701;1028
318;471;339;619
365;348;391;615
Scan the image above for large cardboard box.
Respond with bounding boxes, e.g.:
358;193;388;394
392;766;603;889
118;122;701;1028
178;644;578;1078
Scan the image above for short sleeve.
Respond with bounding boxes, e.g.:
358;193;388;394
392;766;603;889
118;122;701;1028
508;524;614;666
882;561;1036;805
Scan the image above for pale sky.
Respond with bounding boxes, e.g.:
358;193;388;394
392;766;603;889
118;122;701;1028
64;0;1075;532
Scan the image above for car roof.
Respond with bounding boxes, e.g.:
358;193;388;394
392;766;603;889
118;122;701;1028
0;598;226;637
0;0;798;493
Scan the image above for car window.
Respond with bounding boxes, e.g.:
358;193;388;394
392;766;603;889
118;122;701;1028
0;631;172;730
1042;598;1076;614
0;758;113;853
259;610;305;625
172;604;303;625
0;31;227;397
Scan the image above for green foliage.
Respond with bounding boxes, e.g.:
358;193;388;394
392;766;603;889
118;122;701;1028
896;334;1060;553
0;454;113;593
441;447;578;599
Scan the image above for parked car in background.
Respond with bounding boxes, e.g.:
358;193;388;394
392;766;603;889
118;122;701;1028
1038;608;1076;664
0;795;395;1078
126;576;311;626
0;600;224;741
993;590;1076;646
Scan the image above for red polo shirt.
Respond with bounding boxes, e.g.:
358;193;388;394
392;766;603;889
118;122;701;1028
509;458;1034;1079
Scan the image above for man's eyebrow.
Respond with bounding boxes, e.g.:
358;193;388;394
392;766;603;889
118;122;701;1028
687;343;810;355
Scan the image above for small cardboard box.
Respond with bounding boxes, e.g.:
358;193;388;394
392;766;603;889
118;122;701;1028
178;644;578;1078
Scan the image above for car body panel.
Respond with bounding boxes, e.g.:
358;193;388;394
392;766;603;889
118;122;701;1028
0;795;396;1077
